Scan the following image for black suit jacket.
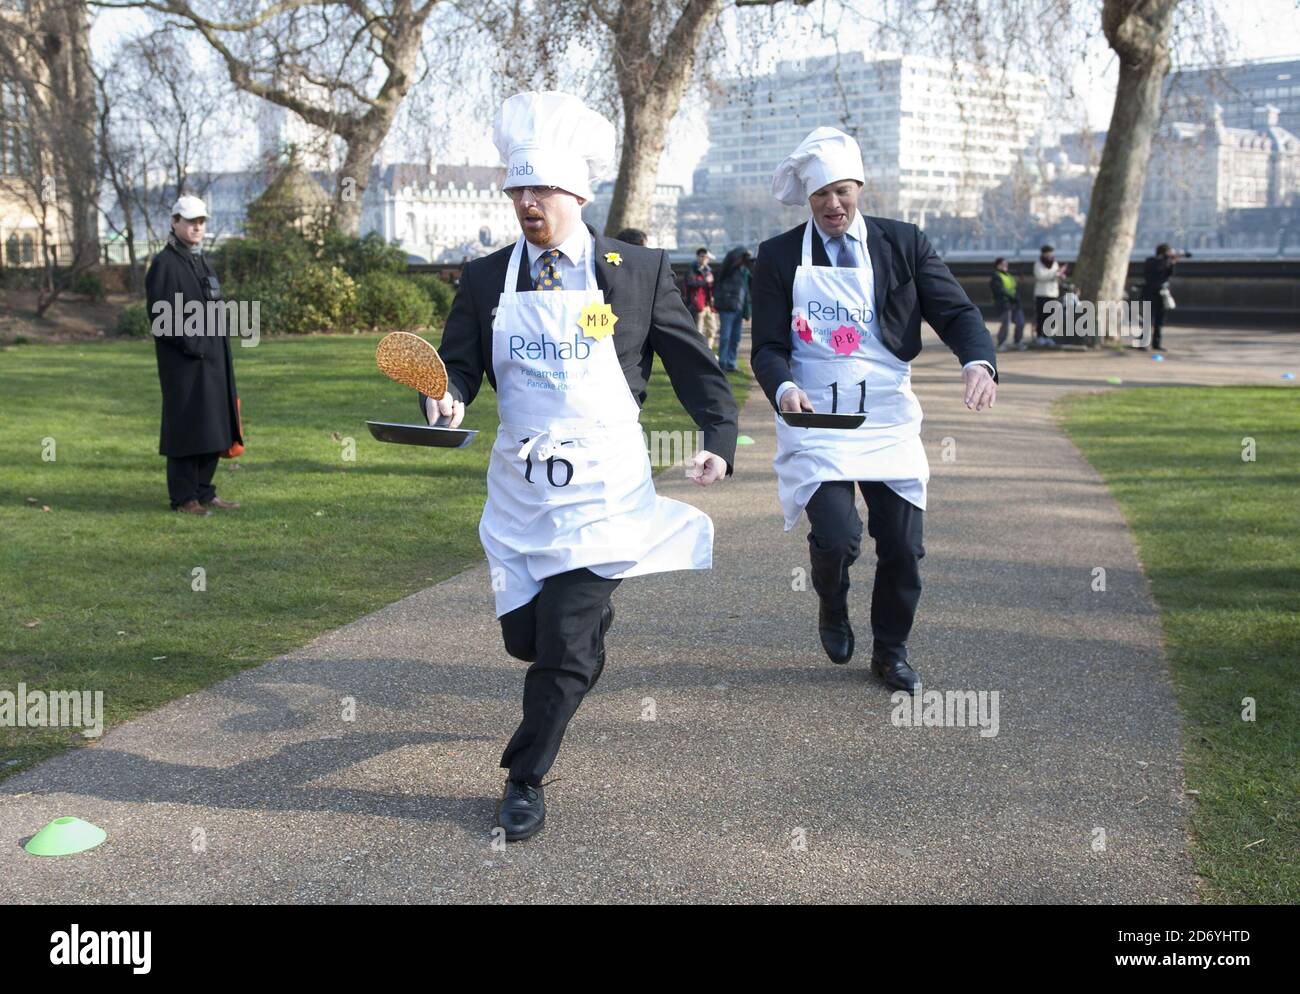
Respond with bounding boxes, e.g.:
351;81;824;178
421;224;738;471
750;216;997;409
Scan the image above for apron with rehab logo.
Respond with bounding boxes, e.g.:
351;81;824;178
479;235;714;617
773;219;929;530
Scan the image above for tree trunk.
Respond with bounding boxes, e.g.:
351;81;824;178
606;102;672;236
41;0;100;271
329;22;421;235
603;0;724;236
1073;0;1180;342
333;122;387;236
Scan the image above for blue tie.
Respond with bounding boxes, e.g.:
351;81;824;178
833;235;858;268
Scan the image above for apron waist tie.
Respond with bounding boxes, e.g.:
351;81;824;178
517;429;562;462
506;420;641;463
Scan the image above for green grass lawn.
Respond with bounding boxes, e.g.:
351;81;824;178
1059;386;1299;905
0;333;750;779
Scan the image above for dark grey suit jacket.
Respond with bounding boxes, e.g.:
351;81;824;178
420;224;738;471
751;216;997;409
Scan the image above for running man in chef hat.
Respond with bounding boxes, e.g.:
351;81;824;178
418;91;738;842
750;126;997;696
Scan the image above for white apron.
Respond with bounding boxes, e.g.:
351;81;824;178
479;236;714;617
774;220;929;531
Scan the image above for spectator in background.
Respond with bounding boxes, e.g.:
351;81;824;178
713;246;751;372
614;228;648;246
146;195;242;516
1032;244;1065;348
989;257;1026;351
1141;243;1181;352
685;246;718;349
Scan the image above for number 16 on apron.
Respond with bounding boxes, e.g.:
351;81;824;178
479;235;715;618
773;220;929;531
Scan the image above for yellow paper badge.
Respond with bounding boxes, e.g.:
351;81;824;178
578;301;618;341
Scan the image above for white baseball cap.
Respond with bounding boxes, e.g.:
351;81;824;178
171;195;209;220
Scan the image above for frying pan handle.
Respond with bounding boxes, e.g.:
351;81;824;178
432;412;453;428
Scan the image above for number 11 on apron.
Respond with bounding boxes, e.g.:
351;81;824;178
773;220;929;530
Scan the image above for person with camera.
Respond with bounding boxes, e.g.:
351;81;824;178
1141;244;1185;352
146;195;242;516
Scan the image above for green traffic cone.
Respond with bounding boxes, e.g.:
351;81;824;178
25;816;106;856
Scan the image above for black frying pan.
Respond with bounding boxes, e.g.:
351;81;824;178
366;417;477;449
779;411;867;430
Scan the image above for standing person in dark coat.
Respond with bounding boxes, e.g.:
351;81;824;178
989;257;1026;351
146;195;242;516
713;246;751;372
1141;243;1180;352
684;247;718;348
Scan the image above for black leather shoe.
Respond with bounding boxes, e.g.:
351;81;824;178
497;779;545;842
871;657;920;694
589;602;615;691
818;602;854;664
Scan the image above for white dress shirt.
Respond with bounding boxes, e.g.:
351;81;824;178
525;227;592;291
775;216;993;408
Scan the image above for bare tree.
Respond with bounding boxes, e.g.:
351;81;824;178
99;0;447;234
92;26;242;283
1070;0;1181;324
486;0;815;237
0;0;101;313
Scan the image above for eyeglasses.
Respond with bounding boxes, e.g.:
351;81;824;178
505;185;561;202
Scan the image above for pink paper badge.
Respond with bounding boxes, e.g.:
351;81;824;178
831;324;861;355
792;315;813;343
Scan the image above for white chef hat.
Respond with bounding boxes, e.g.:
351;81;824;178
171;194;208;219
493;91;615;201
771;127;865;206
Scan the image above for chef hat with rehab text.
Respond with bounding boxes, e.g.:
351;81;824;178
493;91;615;202
771;126;866;206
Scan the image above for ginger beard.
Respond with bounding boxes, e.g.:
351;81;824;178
517;201;555;246
512;189;585;248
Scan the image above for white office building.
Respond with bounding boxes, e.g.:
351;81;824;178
703;51;1047;242
360;163;517;262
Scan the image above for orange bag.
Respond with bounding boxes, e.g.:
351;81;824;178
222;396;245;458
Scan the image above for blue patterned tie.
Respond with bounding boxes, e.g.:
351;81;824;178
534;248;563;290
833;235;858;268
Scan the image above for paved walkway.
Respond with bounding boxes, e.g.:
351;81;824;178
2;326;1293;903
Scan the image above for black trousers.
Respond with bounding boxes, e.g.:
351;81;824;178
166;452;220;508
804;480;924;664
498;568;621;786
1146;294;1166;349
1034;295;1056;338
996;299;1025;345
